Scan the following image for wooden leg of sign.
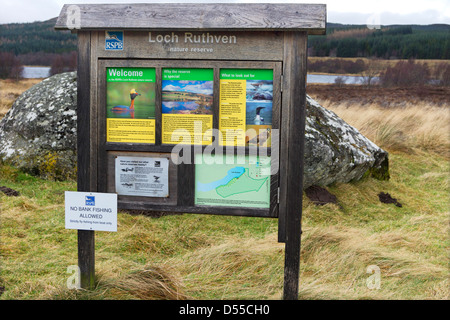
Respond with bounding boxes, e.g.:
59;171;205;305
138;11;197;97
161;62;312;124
78;230;95;289
282;31;308;300
76;31;95;290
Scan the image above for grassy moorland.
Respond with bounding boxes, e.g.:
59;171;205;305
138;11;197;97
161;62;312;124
0;80;448;300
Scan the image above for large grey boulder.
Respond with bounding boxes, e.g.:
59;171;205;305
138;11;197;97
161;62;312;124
0;72;77;179
303;96;389;188
0;71;388;183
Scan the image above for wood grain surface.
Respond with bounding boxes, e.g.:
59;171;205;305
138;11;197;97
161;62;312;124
55;3;326;34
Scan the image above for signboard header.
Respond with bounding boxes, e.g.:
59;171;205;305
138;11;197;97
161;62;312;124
55;3;326;34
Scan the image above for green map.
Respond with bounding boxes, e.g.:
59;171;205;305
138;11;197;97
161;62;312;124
195;154;271;208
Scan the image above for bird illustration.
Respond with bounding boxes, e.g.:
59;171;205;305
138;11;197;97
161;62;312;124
111;89;141;114
254;106;265;125
153;176;160;183
106;32;120;41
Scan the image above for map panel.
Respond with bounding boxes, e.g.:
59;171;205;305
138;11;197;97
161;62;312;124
195;154;271;208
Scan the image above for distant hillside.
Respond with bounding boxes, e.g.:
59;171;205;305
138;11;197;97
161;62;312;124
0;18;76;66
309;24;450;59
0;18;76;55
0;18;448;62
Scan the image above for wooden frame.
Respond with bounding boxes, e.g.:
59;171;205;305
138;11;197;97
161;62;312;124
57;3;326;299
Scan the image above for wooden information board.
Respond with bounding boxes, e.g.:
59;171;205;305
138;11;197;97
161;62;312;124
56;3;326;300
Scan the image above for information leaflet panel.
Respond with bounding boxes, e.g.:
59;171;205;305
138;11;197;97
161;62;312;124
115;156;169;197
161;68;214;145
106;67;156;144
219;69;273;147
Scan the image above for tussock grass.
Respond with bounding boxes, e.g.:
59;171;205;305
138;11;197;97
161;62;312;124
173;234;285;300
107;265;189;300
297;220;448;300
323;101;450;156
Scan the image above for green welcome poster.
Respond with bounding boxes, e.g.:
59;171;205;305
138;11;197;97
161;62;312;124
106;67;156;143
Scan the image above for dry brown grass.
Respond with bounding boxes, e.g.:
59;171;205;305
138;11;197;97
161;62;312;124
110;265;190;300
308;85;450;107
172;234;285;299
0;79;41;120
320;101;450;156
1;150;448;299
296;219;449;300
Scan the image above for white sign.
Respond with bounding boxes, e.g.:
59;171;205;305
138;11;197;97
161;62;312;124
115;156;169;197
65;191;117;232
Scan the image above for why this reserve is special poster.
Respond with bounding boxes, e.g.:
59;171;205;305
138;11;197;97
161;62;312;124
106;67;156;143
162;68;213;145
195;154;271;208
219;69;273;147
115;156;169;197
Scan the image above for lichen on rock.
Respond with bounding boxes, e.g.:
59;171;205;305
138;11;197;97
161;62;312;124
0;72;77;180
303;95;389;188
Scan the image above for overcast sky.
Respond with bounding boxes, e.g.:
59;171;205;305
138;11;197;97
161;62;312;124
0;0;449;25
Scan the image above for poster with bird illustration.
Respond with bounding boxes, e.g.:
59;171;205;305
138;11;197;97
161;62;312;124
219;69;273;147
106;67;156;143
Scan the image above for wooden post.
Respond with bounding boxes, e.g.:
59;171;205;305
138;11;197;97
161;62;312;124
78;230;95;289
76;31;96;289
282;32;308;300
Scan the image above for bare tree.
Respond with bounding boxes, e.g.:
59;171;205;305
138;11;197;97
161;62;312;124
334;76;347;87
0;52;23;80
360;59;382;88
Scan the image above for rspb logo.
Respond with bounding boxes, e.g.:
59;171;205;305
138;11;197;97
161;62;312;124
105;31;124;50
85;196;95;206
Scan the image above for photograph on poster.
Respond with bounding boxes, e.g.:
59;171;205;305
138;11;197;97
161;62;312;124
107;82;156;119
246;80;273;127
106;67;156;120
161;68;214;145
162;80;213;115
